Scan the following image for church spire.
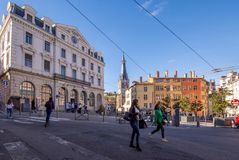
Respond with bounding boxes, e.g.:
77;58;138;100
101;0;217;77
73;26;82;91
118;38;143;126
120;53;128;80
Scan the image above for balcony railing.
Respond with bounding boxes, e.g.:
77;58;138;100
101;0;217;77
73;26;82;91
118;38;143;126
54;73;91;86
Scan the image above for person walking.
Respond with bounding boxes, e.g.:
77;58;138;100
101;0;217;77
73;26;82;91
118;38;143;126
31;99;36;113
149;102;168;142
6;99;14;118
44;97;55;128
129;99;142;152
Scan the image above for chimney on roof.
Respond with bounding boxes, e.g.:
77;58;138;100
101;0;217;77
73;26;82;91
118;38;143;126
165;70;169;78
156;71;160;78
189;71;193;78
148;74;151;78
184;73;188;78
140;76;143;83
174;70;178;78
192;71;196;78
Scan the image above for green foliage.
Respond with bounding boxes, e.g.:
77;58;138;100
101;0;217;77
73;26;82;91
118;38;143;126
210;88;231;117
161;97;171;110
178;97;203;116
178;97;191;112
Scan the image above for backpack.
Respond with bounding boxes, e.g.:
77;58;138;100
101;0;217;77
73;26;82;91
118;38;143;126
123;112;131;121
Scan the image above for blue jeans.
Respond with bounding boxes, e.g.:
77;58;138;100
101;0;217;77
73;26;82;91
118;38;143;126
6;108;12;118
130;120;140;146
45;111;52;124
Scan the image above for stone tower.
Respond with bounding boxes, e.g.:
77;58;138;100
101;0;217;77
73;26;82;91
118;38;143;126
117;54;129;109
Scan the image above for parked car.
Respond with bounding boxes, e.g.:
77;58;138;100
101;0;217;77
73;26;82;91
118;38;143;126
231;116;239;128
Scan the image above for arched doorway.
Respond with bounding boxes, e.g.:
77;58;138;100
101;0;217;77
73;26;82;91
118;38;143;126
20;81;35;112
58;87;68;111
70;89;78;104
40;84;52;107
80;91;87;105
89;92;95;110
97;94;102;110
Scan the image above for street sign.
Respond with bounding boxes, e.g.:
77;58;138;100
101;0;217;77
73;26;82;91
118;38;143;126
231;99;239;106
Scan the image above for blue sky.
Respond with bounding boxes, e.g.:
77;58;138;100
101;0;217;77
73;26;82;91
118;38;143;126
1;0;239;92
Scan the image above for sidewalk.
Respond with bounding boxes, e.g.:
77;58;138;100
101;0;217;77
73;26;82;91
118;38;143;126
179;121;214;127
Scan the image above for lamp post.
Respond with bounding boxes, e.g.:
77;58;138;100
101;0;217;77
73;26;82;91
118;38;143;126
56;95;60;118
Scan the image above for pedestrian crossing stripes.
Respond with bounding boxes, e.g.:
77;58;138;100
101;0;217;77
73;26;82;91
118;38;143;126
46;133;112;160
3;141;41;160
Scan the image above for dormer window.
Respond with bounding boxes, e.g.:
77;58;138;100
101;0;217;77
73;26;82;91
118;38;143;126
45;25;50;33
27;14;32;22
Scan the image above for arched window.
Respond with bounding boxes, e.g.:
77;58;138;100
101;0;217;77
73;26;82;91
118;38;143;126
80;91;87;105
20;81;35;111
20;81;35;100
89;92;95;107
70;89;78;103
40;85;52;106
59;87;66;106
97;94;102;108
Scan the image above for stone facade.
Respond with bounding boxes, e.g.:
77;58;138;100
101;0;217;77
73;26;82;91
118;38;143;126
0;2;104;111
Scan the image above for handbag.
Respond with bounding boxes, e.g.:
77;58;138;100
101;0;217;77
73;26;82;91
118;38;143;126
139;119;147;129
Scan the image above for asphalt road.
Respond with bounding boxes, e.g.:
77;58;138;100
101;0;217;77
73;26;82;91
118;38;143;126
0;114;238;160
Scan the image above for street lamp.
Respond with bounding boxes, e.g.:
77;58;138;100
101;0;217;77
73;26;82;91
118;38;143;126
56;94;60;118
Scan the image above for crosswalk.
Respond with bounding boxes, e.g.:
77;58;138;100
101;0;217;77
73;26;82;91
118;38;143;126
3;141;41;160
1;132;112;160
0;116;71;125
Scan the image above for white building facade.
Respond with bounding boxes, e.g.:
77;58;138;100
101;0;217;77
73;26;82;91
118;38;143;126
0;2;104;111
220;71;239;116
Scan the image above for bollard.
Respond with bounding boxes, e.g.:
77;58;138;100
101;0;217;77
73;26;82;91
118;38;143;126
102;111;105;122
75;109;77;120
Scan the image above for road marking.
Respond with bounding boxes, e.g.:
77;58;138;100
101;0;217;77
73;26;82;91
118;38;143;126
3;141;41;160
0;129;4;133
46;133;112;160
13;120;33;124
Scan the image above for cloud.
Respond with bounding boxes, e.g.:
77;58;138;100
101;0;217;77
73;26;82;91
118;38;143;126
150;0;168;16
151;8;161;16
142;0;154;9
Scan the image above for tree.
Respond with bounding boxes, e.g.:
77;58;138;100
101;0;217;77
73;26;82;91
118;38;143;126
210;88;231;117
178;97;203;117
190;100;204;118
161;97;178;116
178;97;191;115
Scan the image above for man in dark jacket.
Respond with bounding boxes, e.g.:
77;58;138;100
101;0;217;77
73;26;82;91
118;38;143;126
44;97;55;128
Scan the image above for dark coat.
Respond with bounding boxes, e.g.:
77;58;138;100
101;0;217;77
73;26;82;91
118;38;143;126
45;100;55;112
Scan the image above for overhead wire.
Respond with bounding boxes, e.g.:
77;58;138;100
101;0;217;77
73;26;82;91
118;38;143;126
65;0;149;75
133;0;215;70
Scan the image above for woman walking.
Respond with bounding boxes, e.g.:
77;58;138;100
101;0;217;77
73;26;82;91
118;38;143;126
6;99;14;118
149;102;168;142
129;99;142;152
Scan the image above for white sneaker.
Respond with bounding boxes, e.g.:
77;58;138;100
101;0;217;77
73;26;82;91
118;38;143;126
162;138;168;142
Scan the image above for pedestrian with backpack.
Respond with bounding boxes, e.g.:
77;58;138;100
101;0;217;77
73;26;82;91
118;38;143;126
44;97;55;128
129;99;142;152
148;101;168;142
